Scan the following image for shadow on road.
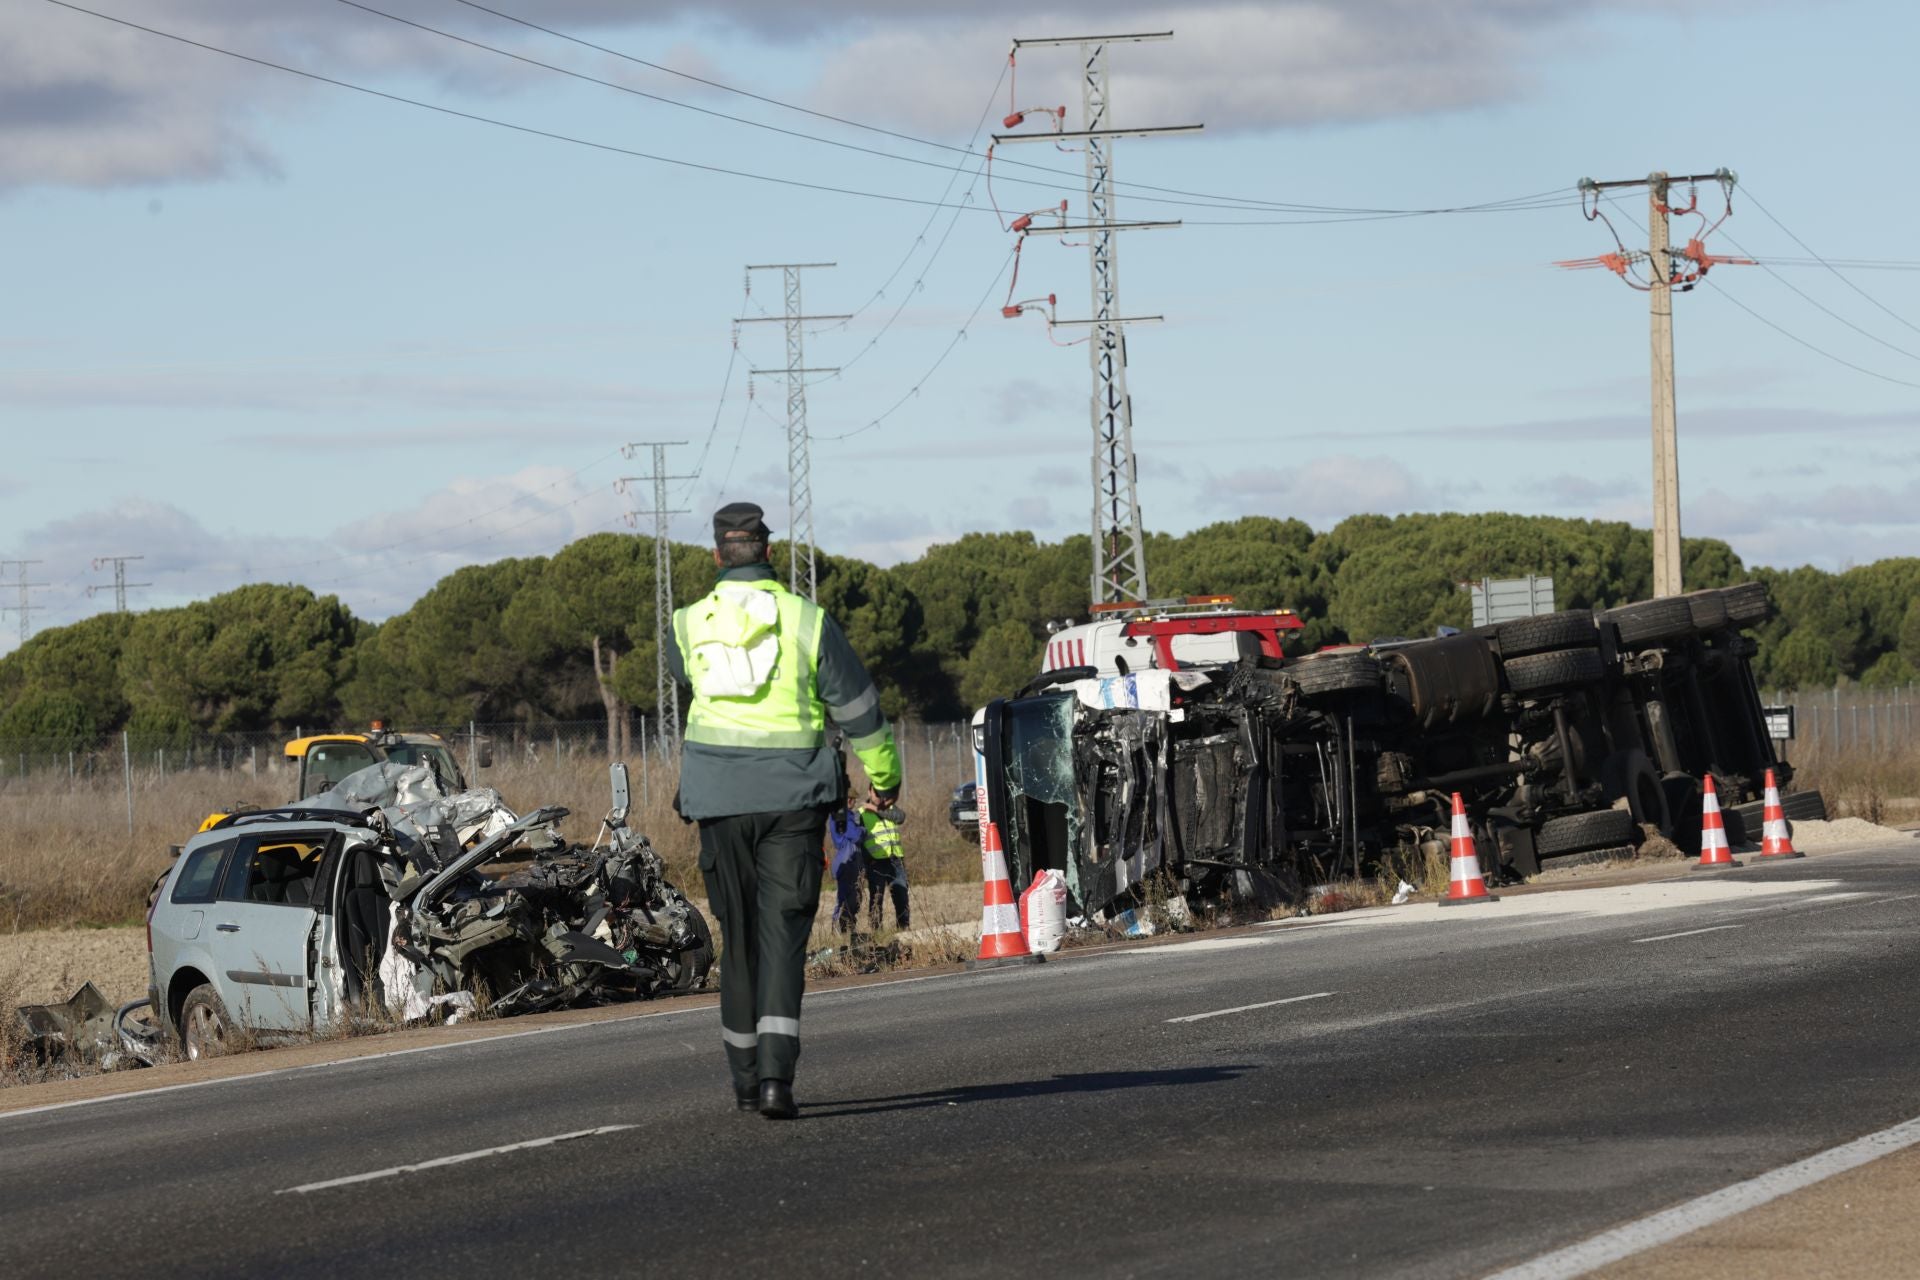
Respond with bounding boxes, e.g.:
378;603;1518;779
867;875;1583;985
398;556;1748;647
803;1065;1256;1119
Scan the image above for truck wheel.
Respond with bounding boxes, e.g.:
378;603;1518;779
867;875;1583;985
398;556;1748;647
1721;581;1772;627
1287;651;1382;697
1605;597;1694;648
1781;788;1827;822
1495;610;1598;658
179;984;233;1060
1504;648;1605;695
1684;589;1730;634
1535;807;1638;857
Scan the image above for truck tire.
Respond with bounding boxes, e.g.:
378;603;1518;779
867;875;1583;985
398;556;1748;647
1781;788;1827;822
1287;651;1382;698
1495;610;1599;658
178;984;233;1061
1504;648;1605;695
1722;581;1772;627
1605;597;1694;648
1535;807;1638;857
1685;589;1730;634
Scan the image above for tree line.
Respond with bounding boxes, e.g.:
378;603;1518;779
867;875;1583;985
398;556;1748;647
2;513;1915;750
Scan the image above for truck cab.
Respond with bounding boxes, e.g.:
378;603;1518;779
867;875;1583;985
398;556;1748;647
1039;596;1306;681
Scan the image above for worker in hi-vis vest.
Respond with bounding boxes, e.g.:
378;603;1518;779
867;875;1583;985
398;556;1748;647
859;804;909;931
667;502;902;1120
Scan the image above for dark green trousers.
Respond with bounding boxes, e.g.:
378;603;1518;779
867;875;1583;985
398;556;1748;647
698;807;827;1090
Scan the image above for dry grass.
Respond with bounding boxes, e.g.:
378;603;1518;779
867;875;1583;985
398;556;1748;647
0;752;983;935
1796;744;1920;828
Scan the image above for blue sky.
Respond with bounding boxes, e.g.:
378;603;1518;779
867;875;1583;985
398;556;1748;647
2;0;1917;650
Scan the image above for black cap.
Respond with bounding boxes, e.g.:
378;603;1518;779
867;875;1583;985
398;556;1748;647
713;501;772;543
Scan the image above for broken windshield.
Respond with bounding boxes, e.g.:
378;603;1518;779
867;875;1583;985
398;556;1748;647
1001;694;1083;900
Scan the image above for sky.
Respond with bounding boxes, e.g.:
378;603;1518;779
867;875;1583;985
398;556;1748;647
2;0;1917;651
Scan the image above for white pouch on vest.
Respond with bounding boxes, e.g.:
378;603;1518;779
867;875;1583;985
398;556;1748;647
689;583;781;698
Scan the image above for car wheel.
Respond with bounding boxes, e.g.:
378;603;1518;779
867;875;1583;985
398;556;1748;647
1503;648;1606;695
1535;807;1639;857
672;905;714;992
179;984;232;1060
1494;610;1599;658
1604;597;1694;648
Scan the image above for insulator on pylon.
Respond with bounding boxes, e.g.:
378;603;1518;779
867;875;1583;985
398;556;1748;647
1011;213;1033;233
1003;111;1026;128
1002;305;1024;319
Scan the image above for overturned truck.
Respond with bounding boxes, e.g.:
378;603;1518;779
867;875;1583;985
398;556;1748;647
977;584;1817;918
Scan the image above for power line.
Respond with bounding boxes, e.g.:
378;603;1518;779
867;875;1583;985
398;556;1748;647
811;247;1019;443
39;1;1005;215
1740;184;1920;338
1715;227;1920;364
1602;194;1920;393
447;0;1581;221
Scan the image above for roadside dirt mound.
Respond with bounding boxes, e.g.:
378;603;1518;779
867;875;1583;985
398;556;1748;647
1786;817;1917;851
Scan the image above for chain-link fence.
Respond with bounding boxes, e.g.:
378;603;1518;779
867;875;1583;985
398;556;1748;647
1764;684;1920;756
0;718;977;830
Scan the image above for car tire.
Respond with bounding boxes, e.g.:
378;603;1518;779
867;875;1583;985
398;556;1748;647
1605;597;1695;648
1722;581;1772;626
1685;589;1730;634
1535;807;1639;857
1287;651;1382;698
178;984;233;1061
1495;610;1599;658
672;905;715;992
1504;648;1606;695
1781;788;1827;822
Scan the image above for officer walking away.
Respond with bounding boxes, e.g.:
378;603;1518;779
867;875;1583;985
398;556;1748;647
667;502;902;1120
860;801;909;931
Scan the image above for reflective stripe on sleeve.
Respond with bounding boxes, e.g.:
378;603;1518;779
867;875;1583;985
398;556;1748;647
829;683;879;723
848;726;891;752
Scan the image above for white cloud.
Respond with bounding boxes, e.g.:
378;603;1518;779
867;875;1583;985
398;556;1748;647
1211;453;1431;523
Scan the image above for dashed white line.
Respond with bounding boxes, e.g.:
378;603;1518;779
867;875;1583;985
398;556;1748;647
1630;924;1744;944
276;1125;637;1195
1486;1112;1920;1279
1165;992;1333;1023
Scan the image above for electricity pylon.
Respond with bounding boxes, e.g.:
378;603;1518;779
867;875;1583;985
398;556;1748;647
88;555;150;613
618;442;694;753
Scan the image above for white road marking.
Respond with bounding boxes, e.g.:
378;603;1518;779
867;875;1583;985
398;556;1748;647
275;1125;636;1195
1165;992;1333;1023
1630;924;1744;944
1485;1112;1920;1280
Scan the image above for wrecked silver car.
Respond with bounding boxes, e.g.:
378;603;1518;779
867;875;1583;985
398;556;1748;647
139;762;710;1058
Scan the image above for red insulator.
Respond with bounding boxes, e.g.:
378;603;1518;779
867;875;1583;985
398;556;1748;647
1011;213;1033;232
1002;305;1024;319
1003;111;1026;128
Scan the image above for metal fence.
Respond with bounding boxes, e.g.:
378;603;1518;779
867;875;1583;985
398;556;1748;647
1765;684;1920;755
0;717;977;826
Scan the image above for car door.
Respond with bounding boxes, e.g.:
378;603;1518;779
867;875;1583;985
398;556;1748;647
206;831;330;1032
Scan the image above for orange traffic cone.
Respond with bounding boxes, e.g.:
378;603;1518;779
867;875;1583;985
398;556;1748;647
966;817;1044;969
1754;768;1804;859
1439;792;1497;905
1693;774;1743;870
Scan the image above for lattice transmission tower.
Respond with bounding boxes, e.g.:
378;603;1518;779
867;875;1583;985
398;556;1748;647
996;32;1201;604
735;263;847;601
88;555;150;613
618;442;694;753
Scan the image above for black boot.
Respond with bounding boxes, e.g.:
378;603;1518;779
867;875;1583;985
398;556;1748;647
734;1085;759;1113
758;1079;797;1120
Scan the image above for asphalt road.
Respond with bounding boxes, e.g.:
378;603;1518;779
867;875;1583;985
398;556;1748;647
4;841;1919;1279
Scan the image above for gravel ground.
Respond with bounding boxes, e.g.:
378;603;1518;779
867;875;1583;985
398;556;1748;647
1782;817;1918;850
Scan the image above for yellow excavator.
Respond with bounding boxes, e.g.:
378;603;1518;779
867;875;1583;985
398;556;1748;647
196;723;490;831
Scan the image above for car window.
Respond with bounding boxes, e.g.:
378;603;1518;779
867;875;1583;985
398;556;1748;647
382;743;464;792
170;841;232;905
306;742;378;796
218;834;328;907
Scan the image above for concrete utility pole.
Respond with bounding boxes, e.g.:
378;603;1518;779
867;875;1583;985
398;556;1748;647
996;32;1201;605
1572;169;1736;599
87;555;150;613
735;264;848;601
618;442;695;755
0;560;47;647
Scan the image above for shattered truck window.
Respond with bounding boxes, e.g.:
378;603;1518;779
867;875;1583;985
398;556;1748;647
1002;695;1082;895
